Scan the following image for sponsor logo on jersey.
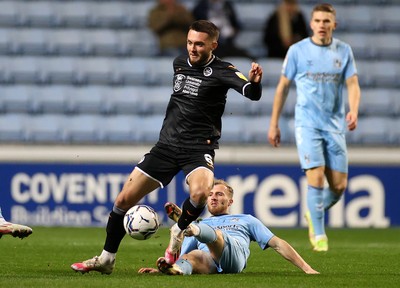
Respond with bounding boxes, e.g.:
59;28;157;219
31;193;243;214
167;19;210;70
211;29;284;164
173;74;186;92
203;67;213;77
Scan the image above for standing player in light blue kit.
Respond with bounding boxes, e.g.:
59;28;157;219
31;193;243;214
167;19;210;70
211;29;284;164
268;3;361;251
138;179;319;275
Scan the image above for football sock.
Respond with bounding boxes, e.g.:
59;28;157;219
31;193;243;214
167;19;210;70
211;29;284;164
307;185;325;236
323;188;341;210
0;207;5;224
192;223;217;243
100;250;116;263
177;198;205;230
103;207;127;253
175;259;193;275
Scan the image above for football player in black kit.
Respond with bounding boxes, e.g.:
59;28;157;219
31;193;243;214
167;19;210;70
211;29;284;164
71;20;263;275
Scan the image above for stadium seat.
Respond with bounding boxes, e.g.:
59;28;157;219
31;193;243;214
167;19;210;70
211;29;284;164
91;2;135;28
140;87;171;115
242;116;270;143
235;3;274;31
103;87;144;115
258;58;283;87
6;57;46;84
40;57;82;85
335;5;379;32
100;115;141;143
31;86;69;114
0;1;22;27
113;58;152;85
11;29;50;55
137;115;165;143
25;114;65;143
358;89;397;117
224;90;252;116
84;30;120;56
1;86;34;113
130;1;154;29
148;57;174;85
0;29;13;55
63;115;102;143
379;6;400;31
350;116;393;145
47;29;89;56
77;58;116;85
371;34;400;60
0;113;28;142
53;1;93;28
119;30;159;57
19;1;59;27
220;116;246;144
335;33;373;60
67;86;108;115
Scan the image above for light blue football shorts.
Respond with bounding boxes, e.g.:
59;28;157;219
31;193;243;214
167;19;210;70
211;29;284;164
295;126;348;173
215;231;248;274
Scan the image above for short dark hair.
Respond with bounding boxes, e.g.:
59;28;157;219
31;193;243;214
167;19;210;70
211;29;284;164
312;3;336;17
189;20;220;41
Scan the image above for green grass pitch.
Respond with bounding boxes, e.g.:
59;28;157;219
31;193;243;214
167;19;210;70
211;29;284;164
1;227;399;287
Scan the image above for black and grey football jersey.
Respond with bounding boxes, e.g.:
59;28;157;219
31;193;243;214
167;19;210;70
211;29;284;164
157;54;262;150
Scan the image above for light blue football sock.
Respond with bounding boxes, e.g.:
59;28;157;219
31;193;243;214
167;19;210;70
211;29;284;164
307;185;325;236
175;259;193;275
194;222;217;243
323;188;341;211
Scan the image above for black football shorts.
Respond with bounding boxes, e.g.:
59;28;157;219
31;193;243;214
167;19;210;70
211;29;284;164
136;143;215;187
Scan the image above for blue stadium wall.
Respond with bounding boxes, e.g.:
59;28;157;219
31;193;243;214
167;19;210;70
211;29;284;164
1;146;399;227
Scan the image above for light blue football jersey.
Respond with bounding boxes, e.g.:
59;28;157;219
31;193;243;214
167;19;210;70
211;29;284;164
180;214;275;261
283;37;357;133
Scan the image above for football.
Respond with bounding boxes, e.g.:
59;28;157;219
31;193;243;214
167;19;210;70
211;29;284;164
123;205;160;240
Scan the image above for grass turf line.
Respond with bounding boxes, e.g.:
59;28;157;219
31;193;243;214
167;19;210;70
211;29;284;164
0;227;399;288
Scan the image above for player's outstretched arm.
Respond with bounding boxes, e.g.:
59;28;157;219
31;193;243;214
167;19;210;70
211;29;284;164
268;236;320;274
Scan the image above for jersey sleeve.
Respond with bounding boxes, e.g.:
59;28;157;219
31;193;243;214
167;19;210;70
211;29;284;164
247;215;275;250
344;45;358;80
282;45;297;81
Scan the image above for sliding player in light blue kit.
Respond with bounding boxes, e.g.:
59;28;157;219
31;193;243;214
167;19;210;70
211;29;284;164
268;3;361;251
139;179;319;275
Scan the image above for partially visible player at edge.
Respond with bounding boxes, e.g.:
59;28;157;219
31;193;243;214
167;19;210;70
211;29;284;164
268;3;361;252
71;19;263;274
0;206;32;239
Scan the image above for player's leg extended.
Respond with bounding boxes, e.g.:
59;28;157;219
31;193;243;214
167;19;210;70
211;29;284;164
305;167;328;251
165;168;213;264
71;168;160;274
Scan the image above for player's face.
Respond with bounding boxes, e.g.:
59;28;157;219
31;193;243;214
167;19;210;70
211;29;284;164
187;29;217;66
310;11;337;45
207;184;233;215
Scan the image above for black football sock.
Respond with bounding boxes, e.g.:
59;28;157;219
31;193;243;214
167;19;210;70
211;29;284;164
103;210;126;253
177;198;205;230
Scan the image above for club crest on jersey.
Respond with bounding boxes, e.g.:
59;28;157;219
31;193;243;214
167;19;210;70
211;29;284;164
203;67;213;77
235;72;248;81
173;74;186;92
334;59;342;68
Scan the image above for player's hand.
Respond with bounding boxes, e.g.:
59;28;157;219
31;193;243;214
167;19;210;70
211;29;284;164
268;127;281;147
248;62;263;83
346;111;358;131
138;267;159;274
